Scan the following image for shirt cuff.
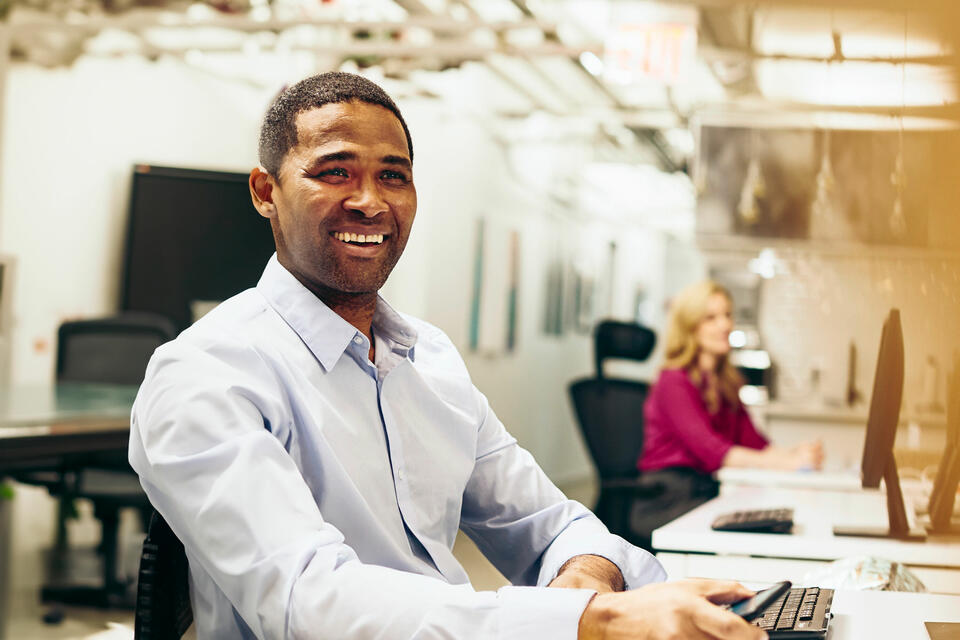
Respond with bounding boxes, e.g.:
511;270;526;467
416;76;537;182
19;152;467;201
538;515;667;590
497;585;595;640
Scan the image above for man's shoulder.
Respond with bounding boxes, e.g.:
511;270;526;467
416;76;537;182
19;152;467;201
150;288;284;373
175;289;271;347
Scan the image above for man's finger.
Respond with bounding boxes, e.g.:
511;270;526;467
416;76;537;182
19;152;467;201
691;600;768;640
704;583;756;604
678;578;755;602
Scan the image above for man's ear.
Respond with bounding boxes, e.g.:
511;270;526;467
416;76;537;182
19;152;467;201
249;167;277;219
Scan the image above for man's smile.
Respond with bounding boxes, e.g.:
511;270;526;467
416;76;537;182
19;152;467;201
329;230;392;257
331;231;387;245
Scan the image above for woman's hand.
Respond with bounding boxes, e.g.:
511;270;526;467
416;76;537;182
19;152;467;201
723;440;825;471
788;440;824;471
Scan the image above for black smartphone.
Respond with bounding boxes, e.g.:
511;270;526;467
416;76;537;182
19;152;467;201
726;581;792;621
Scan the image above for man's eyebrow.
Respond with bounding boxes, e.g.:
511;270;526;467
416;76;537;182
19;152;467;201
312;151;357;164
309;151;410;169
382;155;411;169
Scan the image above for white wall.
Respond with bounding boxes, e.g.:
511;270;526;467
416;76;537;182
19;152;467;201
0;54;687;483
1;56;278;382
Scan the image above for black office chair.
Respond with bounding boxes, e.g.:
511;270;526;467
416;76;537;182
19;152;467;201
16;312;176;609
568;320;664;546
134;510;193;640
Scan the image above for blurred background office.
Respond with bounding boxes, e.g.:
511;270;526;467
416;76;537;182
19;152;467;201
0;0;958;637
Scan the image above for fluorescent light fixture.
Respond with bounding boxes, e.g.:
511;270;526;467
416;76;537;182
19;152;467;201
755;60;957;107
579;50;604;76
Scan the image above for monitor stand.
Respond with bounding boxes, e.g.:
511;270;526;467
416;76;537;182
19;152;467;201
833;455;927;541
927;447;960;535
925;520;960;535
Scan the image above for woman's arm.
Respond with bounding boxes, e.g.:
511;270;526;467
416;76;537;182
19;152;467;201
723;441;824;470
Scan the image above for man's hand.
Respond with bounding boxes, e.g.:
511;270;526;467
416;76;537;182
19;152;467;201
548;555;625;594
578;579;767;640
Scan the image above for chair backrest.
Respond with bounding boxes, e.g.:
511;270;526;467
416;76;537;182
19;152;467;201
135;511;193;640
569;378;650;480
569;320;657;481
57;312;177;385
594;320;656;380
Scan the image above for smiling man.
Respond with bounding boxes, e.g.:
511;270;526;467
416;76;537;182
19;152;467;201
129;72;765;640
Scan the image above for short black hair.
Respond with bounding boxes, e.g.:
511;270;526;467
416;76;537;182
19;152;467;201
258;71;413;177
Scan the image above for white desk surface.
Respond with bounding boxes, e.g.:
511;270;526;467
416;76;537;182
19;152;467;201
823;590;960;639
652;485;960;568
716;468;863;491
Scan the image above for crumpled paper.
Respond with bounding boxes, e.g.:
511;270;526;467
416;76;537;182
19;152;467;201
801;555;926;592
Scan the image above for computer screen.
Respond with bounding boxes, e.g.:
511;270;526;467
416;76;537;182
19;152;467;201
834;308;925;540
861;309;905;488
120;165;276;330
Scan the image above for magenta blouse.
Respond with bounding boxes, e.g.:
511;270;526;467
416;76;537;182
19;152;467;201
637;368;769;474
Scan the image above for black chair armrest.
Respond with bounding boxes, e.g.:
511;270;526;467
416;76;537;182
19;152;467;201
135;511;193;640
600;477;666;497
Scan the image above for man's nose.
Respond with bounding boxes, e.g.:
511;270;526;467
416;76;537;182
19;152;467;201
344;176;388;217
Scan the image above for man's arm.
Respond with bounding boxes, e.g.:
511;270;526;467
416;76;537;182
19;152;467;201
458;388;665;591
130;341;595;640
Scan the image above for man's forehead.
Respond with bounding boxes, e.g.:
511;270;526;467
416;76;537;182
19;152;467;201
294;102;407;153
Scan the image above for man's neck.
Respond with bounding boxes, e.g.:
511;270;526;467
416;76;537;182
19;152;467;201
317;287;378;362
318;289;378;342
283;265;378;344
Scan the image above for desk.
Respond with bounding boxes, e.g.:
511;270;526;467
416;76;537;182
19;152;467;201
652;485;960;594
805;590;960;639
716;468;863;491
0;383;137;640
0;383;137;469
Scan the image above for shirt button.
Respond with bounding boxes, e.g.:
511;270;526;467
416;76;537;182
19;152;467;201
397;468;405;481
353;336;363;345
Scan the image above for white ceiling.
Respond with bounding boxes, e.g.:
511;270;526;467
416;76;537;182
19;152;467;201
4;0;959;165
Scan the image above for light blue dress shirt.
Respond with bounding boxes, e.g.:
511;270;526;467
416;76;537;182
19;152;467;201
129;254;665;639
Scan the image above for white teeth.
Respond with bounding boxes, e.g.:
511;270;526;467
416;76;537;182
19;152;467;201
334;232;385;244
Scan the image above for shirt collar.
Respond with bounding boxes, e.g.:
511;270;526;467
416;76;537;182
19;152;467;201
256;254;417;371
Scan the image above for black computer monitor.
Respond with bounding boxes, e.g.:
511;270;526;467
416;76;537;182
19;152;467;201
833;308;926;540
928;352;960;533
120;165;276;331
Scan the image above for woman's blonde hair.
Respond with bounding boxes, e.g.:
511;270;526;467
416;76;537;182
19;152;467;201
662;280;744;413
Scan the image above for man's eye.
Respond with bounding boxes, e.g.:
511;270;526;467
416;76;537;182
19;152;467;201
315;168;349;180
381;170;409;183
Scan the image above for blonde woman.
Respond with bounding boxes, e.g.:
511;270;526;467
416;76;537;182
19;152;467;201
630;280;822;547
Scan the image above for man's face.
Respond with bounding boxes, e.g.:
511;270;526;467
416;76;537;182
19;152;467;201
256;101;416;296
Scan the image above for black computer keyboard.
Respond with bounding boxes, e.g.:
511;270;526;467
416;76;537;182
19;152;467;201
753;586;834;638
711;507;794;533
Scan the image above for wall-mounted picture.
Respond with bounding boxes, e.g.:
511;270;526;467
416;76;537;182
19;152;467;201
469;218;521;354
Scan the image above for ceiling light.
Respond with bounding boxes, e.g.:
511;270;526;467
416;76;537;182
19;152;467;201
579;51;603;76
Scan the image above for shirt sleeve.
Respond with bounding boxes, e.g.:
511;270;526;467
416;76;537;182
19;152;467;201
734;405;769;450
651;371;736;473
129;340;601;640
459;389;666;597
